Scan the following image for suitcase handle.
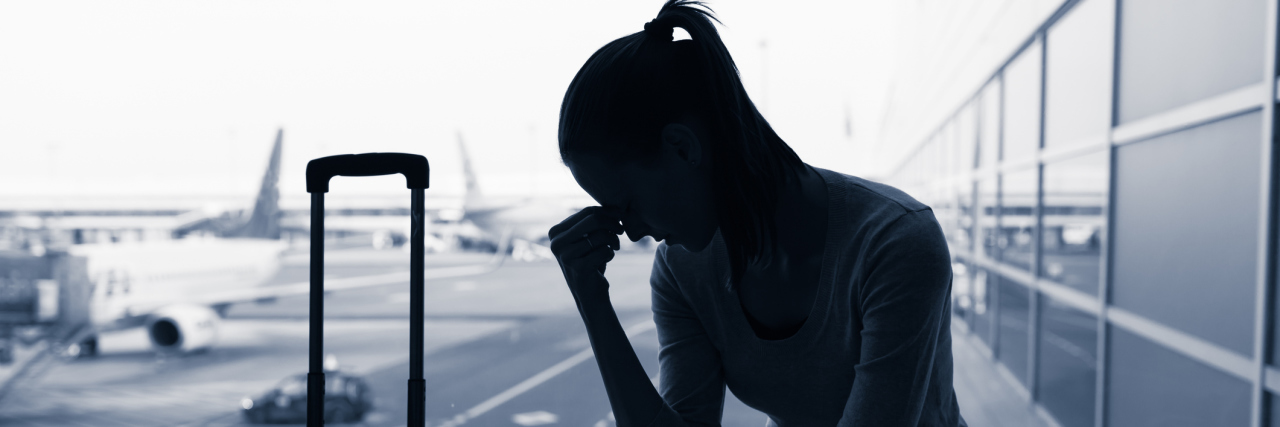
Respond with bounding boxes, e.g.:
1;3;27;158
306;152;429;193
307;152;430;426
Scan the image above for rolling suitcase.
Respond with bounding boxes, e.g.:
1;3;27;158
306;153;430;427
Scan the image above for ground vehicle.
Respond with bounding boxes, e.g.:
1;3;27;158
240;370;373;424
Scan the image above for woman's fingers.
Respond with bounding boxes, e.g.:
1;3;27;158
548;208;597;240
549;206;622;240
550;210;623;255
554;229;622;261
586;229;622;252
582;244;616;274
550;207;625;300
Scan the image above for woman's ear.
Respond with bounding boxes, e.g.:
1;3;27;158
661;123;702;167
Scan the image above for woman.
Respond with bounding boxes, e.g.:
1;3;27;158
548;1;966;426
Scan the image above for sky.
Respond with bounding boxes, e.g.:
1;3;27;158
0;1;900;205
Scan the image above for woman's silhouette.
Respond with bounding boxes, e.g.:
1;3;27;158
548;1;966;426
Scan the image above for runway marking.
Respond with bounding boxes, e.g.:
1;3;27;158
437;319;656;427
512;410;558;425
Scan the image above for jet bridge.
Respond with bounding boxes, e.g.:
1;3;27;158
0;251;92;365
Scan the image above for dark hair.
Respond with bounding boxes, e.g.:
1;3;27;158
558;0;805;289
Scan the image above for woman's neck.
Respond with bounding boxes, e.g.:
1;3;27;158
768;164;828;270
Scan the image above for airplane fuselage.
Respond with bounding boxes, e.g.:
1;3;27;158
70;238;286;332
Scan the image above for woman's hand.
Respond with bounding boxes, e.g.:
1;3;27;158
548;206;624;301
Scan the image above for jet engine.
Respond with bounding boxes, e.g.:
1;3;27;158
147;304;220;353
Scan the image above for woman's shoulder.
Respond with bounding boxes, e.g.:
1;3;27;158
813;167;945;251
649;240;739;317
813;167;929;216
652;238;729;290
654;236;725;269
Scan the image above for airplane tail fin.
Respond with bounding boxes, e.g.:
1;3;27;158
234;129;283;239
457;131;482;209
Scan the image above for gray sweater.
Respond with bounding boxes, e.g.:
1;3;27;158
646;167;966;427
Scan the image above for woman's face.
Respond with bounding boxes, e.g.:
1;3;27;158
568;151;718;252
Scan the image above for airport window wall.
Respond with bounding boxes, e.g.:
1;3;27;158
889;0;1278;425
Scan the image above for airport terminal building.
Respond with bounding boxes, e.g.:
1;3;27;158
883;0;1278;426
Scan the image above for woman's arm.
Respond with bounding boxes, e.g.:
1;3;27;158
549;207;695;427
574;245;732;427
574;279;671;426
838;209;956;427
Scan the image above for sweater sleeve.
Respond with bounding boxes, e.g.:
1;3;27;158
645;244;727;427
838;209;953;427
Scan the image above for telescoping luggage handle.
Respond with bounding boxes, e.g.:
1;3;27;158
306;153;430;427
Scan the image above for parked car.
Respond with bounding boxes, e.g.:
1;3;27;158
241;370;373;424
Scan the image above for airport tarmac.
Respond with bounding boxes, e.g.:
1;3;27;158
0;245;1046;427
0;247;770;426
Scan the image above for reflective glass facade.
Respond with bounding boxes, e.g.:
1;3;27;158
1037;294;1097;427
997;277;1031;386
1040;151;1107;296
1002;43;1043;163
1112;112;1262;355
1117;0;1267;123
886;0;1276;425
998;168;1037;272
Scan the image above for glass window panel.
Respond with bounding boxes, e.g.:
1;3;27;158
1003;42;1042;162
941;128;955;179
1272;293;1280;363
936;137;947;178
933;190;952;238
1036;295;1097;427
952;261;972;323
947;132;958;175
934;178;956;241
1040;151;1108;295
1270;393;1280;427
976;178;998;259
973;268;996;348
932;139;943;182
957;105;977;173
924;140;936;183
996;276;1030;386
933;138;944;180
1045;0;1114;147
978;80;1001;169
1112;112;1261;355
952;180;975;254
932;138;943;180
997;168;1037;271
1117;0;1267;123
1107;327;1251;427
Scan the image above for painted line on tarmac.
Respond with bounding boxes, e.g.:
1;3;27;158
436;318;657;427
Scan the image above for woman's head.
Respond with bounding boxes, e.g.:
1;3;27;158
558;0;804;287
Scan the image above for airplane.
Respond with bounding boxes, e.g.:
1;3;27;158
265;131;616;259
56;129;505;358
450;132;637;261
